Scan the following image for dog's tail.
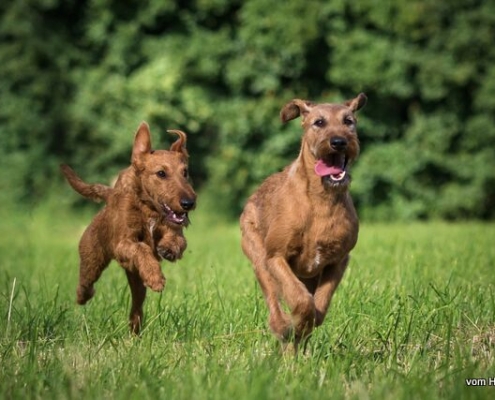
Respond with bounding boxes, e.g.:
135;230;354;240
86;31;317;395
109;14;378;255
60;164;112;203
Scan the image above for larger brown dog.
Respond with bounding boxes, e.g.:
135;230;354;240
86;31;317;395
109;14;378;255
240;93;367;351
61;122;196;334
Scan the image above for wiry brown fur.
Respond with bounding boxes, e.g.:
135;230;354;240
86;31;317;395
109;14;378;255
61;122;196;334
240;94;367;352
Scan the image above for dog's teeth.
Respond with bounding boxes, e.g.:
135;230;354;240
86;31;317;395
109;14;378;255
330;171;346;182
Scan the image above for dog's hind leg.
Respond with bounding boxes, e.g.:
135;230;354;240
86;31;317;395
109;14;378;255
76;218;111;305
254;263;292;340
125;270;147;334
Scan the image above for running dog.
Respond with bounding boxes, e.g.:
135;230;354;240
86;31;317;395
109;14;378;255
240;94;367;352
61;122;196;334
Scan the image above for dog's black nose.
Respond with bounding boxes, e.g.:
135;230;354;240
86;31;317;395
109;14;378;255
180;198;195;211
330;136;347;151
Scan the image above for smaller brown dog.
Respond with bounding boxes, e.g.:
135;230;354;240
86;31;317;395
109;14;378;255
240;94;367;352
61;122;196;334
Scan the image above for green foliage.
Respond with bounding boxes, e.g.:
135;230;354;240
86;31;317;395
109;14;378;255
1;205;495;399
1;0;495;219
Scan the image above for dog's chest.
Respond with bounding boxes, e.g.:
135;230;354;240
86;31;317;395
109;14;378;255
289;214;357;278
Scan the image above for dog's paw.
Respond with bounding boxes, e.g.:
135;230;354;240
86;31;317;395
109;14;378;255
77;285;95;305
157;246;183;262
144;273;166;292
269;313;292;340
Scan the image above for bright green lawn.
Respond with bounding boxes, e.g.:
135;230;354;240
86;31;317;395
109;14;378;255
1;202;494;399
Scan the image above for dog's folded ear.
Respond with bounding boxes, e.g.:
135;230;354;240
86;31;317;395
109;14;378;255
132;122;152;169
280;100;315;123
168;130;189;160
345;93;367;112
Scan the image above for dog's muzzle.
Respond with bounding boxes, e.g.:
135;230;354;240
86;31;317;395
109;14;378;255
314;153;349;184
161;203;190;226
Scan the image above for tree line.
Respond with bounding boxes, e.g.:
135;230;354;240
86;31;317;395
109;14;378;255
1;0;494;220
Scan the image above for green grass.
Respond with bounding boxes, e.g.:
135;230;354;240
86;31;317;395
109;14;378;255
1;202;495;399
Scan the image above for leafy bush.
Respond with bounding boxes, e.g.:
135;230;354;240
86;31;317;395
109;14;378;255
1;0;494;219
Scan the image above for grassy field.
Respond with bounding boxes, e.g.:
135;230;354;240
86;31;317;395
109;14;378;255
1;202;495;399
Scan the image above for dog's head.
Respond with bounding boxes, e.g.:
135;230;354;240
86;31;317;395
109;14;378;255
131;122;196;227
280;93;366;189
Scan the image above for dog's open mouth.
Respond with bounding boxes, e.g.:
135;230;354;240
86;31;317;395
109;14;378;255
314;154;348;183
162;203;189;226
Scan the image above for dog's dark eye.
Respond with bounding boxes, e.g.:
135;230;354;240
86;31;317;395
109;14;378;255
343;116;354;126
183;168;188;178
313;118;326;128
156;170;167;179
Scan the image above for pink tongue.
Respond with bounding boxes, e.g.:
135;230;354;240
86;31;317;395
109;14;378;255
314;159;343;177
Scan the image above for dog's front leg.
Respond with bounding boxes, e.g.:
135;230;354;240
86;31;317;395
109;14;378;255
115;239;165;292
313;255;349;326
266;256;316;341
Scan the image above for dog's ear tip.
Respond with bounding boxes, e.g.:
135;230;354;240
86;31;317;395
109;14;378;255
168;129;189;157
280;99;302;124
167;129;188;143
135;122;152;140
133;123;153;157
280;113;289;124
167;129;186;135
345;93;367;112
280;99;311;123
136;121;151;135
357;93;368;109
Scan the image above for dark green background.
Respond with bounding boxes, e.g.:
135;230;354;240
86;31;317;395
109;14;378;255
1;0;494;220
